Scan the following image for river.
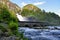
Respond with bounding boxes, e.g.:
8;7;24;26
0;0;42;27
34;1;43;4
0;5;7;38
16;13;60;40
18;26;60;40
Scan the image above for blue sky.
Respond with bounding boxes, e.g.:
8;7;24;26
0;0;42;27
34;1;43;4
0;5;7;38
10;0;60;16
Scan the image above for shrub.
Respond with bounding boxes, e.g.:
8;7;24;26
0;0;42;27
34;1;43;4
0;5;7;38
8;21;18;35
0;25;8;32
8;21;18;30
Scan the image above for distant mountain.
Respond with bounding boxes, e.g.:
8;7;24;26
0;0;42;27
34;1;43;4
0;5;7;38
21;4;41;16
23;4;41;11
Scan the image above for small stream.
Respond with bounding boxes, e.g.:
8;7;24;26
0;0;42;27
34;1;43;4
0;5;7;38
18;26;60;40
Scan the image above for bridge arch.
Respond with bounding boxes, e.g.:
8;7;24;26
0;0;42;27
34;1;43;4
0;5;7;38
25;25;29;27
33;24;39;27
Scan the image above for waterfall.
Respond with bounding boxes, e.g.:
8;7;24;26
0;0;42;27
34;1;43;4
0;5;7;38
16;13;28;21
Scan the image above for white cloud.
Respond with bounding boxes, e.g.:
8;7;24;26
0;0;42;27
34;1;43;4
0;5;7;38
33;1;46;5
21;2;27;7
21;1;46;7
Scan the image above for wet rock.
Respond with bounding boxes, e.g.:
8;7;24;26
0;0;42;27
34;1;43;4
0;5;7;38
0;36;20;40
0;31;20;40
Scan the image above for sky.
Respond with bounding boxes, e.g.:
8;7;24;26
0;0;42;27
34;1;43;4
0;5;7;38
10;0;60;16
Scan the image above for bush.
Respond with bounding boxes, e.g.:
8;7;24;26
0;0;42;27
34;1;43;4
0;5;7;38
8;21;18;35
0;25;8;32
8;21;18;30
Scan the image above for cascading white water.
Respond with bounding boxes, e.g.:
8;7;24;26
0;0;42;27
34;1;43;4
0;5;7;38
16;13;28;21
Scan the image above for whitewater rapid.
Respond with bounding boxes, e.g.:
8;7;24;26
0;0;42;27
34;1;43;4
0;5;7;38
16;13;28;21
18;27;60;40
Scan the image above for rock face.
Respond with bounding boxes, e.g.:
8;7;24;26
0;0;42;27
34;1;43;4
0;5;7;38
0;0;21;14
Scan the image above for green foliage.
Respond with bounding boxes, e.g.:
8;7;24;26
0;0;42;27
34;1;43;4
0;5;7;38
0;7;10;22
8;21;18;35
0;3;18;22
8;21;18;31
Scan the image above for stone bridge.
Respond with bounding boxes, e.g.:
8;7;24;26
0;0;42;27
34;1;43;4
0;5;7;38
18;21;51;27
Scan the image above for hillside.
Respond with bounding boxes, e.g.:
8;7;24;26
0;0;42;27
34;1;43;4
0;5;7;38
21;4;60;25
0;0;28;40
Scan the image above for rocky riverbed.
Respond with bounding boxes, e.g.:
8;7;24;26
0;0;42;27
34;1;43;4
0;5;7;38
0;30;20;40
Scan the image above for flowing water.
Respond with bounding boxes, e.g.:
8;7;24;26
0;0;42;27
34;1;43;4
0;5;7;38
18;26;60;40
16;13;29;21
